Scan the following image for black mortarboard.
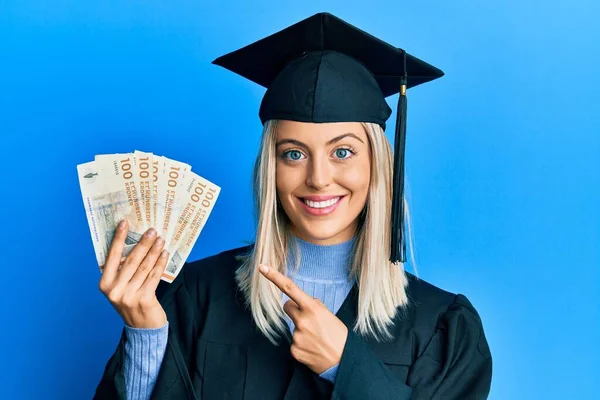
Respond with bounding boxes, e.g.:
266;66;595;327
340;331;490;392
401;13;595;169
213;12;444;264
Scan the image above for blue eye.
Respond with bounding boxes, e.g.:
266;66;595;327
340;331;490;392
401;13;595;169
334;148;353;159
283;150;305;161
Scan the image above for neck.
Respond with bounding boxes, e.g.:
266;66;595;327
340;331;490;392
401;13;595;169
287;234;355;281
290;221;359;245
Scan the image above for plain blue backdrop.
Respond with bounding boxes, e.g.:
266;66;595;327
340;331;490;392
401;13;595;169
1;1;598;399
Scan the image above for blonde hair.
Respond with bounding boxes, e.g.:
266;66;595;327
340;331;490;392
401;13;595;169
235;119;417;345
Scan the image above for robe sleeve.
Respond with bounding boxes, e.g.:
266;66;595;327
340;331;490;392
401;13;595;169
331;294;492;400
93;263;205;400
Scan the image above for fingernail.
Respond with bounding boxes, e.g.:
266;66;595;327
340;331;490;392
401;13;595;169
146;228;156;237
259;264;269;274
118;220;127;230
156;237;165;246
161;250;169;258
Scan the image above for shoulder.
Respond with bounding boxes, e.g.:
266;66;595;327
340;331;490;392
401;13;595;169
405;272;456;314
404;271;483;319
402;272;489;355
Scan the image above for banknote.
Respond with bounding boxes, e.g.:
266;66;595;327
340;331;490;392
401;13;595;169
77;161;111;266
151;155;166;231
77;152;218;283
162;172;221;282
158;157;191;250
92;153;146;260
133;150;154;231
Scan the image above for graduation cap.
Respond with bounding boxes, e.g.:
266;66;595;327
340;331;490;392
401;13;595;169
213;12;444;264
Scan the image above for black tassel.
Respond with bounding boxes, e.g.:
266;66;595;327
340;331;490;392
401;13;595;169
391;52;408;264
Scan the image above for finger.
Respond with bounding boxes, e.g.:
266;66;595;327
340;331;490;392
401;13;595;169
117;227;159;282
290;343;305;363
101;220;129;284
127;236;166;291
139;249;170;293
313;298;325;307
283;299;301;321
259;264;312;310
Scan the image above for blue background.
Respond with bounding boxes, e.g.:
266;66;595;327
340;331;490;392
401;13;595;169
1;1;598;398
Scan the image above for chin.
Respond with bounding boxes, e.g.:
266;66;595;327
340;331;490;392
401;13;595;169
293;220;355;244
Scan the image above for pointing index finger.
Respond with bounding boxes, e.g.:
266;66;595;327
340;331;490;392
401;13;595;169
259;264;312;309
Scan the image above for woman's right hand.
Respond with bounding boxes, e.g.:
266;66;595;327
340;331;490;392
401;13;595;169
99;219;170;329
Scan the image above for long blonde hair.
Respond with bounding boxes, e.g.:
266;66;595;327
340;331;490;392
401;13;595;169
235;119;417;345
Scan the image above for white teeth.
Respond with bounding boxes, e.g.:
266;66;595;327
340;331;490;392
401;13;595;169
303;197;340;209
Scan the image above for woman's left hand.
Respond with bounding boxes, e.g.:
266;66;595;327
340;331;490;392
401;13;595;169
259;264;349;374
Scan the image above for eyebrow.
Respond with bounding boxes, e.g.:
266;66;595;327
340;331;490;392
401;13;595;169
276;132;365;148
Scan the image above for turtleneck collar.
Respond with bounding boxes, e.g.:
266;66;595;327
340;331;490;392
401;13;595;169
287;235;356;281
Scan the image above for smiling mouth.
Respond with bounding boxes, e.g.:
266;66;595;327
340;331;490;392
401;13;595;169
295;195;346;216
301;197;342;209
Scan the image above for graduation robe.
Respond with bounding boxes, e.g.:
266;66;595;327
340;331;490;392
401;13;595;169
93;245;492;399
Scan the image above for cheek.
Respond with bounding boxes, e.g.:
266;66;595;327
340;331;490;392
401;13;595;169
276;163;301;198
340;162;370;197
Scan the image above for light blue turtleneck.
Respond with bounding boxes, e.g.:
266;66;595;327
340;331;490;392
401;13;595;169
282;235;355;381
123;235;355;399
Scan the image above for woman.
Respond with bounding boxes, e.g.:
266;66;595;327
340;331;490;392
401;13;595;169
94;13;492;400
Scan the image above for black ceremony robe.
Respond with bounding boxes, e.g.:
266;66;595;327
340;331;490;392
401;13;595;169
93;245;492;399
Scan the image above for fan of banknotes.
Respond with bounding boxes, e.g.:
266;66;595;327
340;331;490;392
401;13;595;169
77;150;220;283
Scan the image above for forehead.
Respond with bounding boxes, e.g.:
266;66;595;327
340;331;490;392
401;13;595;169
276;120;367;143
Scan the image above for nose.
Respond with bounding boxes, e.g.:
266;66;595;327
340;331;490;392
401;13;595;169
306;156;333;190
